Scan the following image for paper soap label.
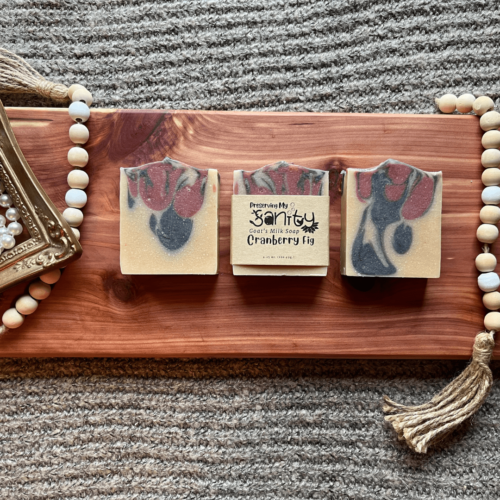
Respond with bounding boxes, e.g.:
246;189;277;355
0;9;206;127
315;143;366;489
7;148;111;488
231;195;330;266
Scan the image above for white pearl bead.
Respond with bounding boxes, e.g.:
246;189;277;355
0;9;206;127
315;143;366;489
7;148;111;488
2;308;24;329
476;253;497;272
15;295;38;315
484;311;500;330
1;234;15;249
473;96;495;116
478;272;500;292
482;168;500;186
0;227;9;236
69;123;89;145
71;88;93;107
5;207;20;221
40;269;61;285
477;224;499;244
435;94;457;113
0;194;12;208
481;149;500;169
29;280;51;300
67;84;85;100
482;186;500;205
68;147;88;168
480;111;500;132
65;188;87;209
7;222;22;236
67;169;89;189
63;207;84;227
480;205;500;224
69;101;90;123
482;130;500;149
71;227;81;241
456;93;475;113
484;291;500;310
0;215;6;227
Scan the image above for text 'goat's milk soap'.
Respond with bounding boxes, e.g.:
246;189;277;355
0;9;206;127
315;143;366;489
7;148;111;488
120;157;219;275
341;159;442;278
232;161;329;276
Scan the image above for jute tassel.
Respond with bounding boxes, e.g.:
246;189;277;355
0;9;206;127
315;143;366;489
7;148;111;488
383;331;495;453
0;47;69;101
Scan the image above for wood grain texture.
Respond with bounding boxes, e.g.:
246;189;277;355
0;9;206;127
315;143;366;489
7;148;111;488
0;107;491;358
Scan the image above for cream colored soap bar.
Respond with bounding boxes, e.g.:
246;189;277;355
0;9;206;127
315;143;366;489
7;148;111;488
341;159;442;278
232;160;329;276
120;157;219;275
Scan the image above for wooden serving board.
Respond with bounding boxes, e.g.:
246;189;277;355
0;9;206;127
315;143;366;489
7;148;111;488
0;107;491;358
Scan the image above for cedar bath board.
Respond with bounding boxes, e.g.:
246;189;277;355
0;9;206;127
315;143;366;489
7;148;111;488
0;107;491;359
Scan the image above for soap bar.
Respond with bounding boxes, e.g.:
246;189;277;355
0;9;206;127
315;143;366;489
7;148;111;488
233;160;329;276
341;159;442;278
120;157;219;275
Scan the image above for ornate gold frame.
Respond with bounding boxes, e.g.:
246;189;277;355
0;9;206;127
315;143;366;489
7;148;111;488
0;101;82;292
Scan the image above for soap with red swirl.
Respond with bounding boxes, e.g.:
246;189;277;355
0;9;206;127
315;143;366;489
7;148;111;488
120;157;219;274
341;159;442;278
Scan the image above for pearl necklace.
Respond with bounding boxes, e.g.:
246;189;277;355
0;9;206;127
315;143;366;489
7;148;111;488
0;84;92;333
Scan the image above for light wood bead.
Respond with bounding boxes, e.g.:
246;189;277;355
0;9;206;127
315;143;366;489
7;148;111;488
71;227;81;241
477;224;499;243
482;186;500;205
0;324;8;335
480;111;500;132
69;123;89;145
40;269;61;285
2;308;24;329
29;281;51;300
478;272;500;292
65;188;87;209
482;168;500;186
484;311;500;330
68;147;88;168
456;93;475;113
15;295;38;315
481;149;500;168
473;96;495;116
480;205;500;224
63;207;84;227
68;101;90;123
67;169;89;189
476;253;497;272
67;84;85;100
482;130;500;149
435;94;457;113
483;291;500;310
71;88;93;107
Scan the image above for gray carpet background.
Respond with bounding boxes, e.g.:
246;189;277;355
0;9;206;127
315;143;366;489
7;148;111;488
1;0;500;498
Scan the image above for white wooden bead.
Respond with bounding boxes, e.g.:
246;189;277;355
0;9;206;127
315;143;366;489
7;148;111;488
67;169;89;189
482;186;500;205
29;280;51;300
72;88;93;107
68;147;88;168
63;207;84;227
480;205;500;224
69;123;89;145
476;253;497;272
478;272;500;292
15;295;38;315
69;101;90;123
473;96;495;116
477;224;499;243
483;291;500;310
482;168;500;186
435;94;457;113
482;130;500;149
2;308;24;329
67;84;85;100
484;311;500;330
65;188;87;209
71;227;81;241
456;93;475;113
40;269;61;285
481;149;500;168
480;111;500;132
